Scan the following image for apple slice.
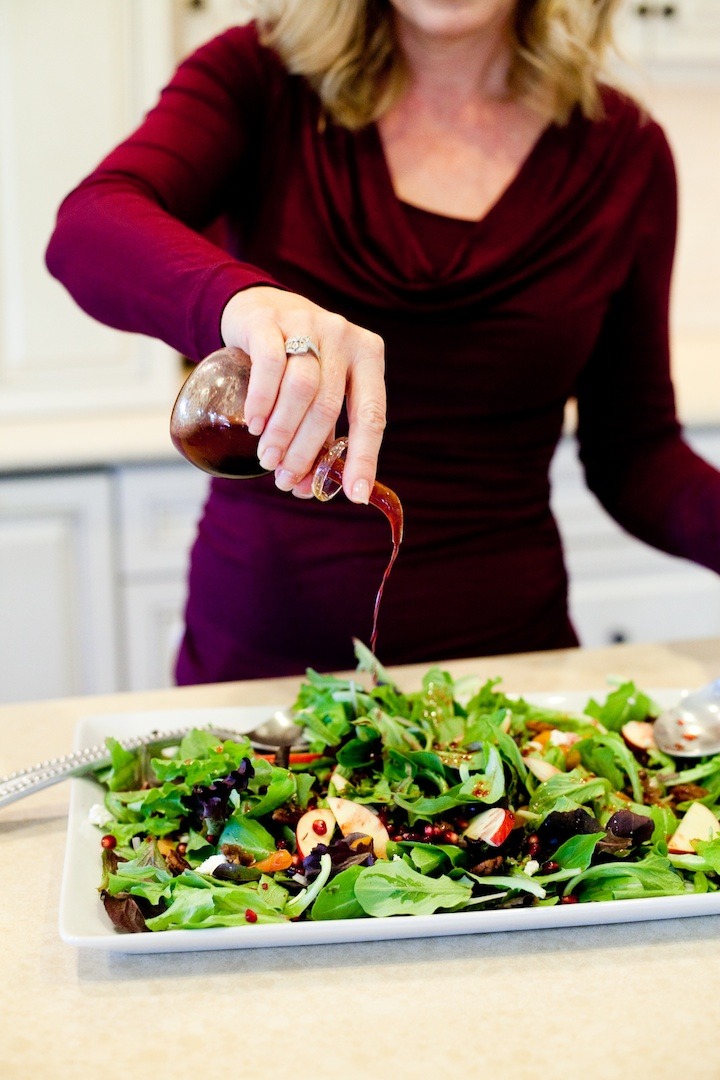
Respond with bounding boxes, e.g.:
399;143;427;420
463;807;515;847
295;808;337;858
326;796;390;859
668;802;720;854
525;757;561;782
622;720;656;753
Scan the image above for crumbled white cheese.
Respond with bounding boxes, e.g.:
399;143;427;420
523;859;540;877
88;802;114;827
195;853;228;875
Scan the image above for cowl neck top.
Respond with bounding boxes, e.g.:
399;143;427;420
47;23;720;679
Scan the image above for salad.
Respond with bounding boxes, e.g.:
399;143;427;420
92;647;720;933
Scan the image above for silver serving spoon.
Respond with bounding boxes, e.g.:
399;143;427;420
0;709;307;808
247;709;307;768
653;679;720;757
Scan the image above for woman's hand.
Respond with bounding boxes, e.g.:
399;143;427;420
220;286;386;502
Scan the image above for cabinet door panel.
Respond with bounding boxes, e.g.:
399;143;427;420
121;580;189;691
570;572;720;648
0;474;119;702
116;463;208;576
0;0;178;418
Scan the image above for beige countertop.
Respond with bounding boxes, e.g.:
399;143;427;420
2;637;720;1080
0;405;177;474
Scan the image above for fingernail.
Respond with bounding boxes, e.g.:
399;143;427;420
248;416;265;436
351;479;370;505
292;489;314;500
275;468;296;491
259;447;282;471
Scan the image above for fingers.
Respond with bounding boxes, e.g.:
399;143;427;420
257;351;324;475
341;335;387;504
220;288;386;503
241;322;288;437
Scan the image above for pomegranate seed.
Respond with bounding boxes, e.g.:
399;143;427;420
525;834;541;857
541;860;560;874
176;842;187;856
245;909;258;923
560;894;579;905
312;820;328;836
100;834;116;850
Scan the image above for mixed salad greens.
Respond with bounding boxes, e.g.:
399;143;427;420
92;646;720;933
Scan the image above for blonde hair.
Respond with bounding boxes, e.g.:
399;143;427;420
236;0;623;128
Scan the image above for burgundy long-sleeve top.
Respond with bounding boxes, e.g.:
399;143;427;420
46;24;720;681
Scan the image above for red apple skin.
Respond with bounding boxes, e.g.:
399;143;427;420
463;807;515;847
621;720;656;753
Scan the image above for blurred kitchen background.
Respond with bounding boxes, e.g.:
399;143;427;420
1;0;719;703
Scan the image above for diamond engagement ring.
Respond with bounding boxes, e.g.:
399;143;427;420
284;335;320;360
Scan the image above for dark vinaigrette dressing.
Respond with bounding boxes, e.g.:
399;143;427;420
171;419;404;659
172;419;267;479
323;460;404;656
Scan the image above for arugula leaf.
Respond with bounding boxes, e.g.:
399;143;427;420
354;860;472;917
584;682;659;733
528;770;611;819
103;738;141;792
565;852;686;902
217;814;277;861
575;733;644;803
552;832;604;871
465;871;547;901
310;865;367;921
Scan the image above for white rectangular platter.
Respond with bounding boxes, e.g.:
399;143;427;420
59;692;720;953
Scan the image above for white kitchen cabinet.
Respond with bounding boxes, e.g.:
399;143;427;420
0;462;208;704
115;463;209;690
616;1;720;67
551;429;720;648
0;0;180;421
0;473;120;703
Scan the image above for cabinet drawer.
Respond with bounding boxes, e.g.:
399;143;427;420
115;462;209;576
570;570;720;647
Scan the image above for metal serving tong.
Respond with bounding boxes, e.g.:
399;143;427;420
0;726;249;810
0;708;307;809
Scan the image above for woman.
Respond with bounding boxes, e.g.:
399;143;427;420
46;0;720;681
